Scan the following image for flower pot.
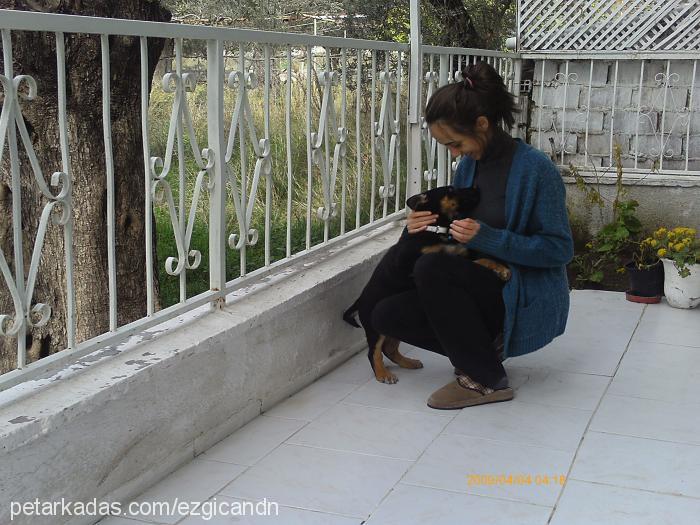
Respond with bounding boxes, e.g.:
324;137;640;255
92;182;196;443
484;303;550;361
624;260;664;302
661;259;700;309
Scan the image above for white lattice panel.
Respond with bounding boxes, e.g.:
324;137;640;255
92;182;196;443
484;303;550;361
519;0;700;51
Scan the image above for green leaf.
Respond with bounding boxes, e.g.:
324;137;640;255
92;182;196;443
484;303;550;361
590;271;604;282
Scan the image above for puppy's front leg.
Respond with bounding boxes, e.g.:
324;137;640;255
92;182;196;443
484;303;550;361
372;335;398;384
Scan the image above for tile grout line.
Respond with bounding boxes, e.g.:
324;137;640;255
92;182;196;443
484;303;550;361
564;477;700;501
360;401;457;523
587;428;700;448
545;302;648;524
398;480;556;509
193;368;372;519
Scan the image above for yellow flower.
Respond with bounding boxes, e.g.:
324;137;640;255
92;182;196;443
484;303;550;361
655;227;667;238
674;243;685;252
658;248;667;257
650;239;658;247
585;242;593;249
617;267;626;274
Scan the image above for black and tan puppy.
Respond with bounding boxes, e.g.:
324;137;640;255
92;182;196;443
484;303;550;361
342;185;511;384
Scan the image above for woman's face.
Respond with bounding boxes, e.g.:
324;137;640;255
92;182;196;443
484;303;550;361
429;118;490;160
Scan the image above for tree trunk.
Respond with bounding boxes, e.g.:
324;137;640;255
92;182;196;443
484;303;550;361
0;0;170;372
425;0;481;48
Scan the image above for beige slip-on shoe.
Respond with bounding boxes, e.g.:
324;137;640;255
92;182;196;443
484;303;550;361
427;374;514;410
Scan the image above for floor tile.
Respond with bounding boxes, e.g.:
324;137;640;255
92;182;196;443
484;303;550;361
608;340;700;405
569;290;646;312
320;350;374;385
201;416;307;466
287;402;451;460
507;366;609;410
123;459;247;524
263;377;359;421
633;304;700;348
178;495;361;524
560;304;641;348
570;431;700;498
218;443;412;518
506;334;628;376
444;400;591;453
550;479;700;525
343;348;458;415
402;433;573;506
365;483;551;525
590;394;700;445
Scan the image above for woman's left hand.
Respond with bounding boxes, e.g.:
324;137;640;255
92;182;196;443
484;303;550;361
450;218;481;243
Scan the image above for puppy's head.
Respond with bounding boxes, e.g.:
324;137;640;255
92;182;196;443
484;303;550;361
406;185;480;225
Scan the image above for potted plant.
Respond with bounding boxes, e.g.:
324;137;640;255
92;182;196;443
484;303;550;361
653;227;700;309
624;236;664;303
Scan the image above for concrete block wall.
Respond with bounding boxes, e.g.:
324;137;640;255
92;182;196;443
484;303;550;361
529;59;700;174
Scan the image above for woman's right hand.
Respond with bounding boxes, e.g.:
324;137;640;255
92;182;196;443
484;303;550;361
406;210;438;234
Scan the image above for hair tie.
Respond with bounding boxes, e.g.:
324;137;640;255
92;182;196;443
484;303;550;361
463;76;474;89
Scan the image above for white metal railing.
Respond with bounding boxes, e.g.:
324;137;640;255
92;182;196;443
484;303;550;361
526;53;700;179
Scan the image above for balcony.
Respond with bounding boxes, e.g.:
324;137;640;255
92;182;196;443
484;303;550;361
1;6;700;525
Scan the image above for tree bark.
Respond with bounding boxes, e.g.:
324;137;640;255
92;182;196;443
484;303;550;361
0;0;170;371
425;0;481;48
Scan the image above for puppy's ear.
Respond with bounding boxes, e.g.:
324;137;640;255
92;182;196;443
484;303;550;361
406;192;427;210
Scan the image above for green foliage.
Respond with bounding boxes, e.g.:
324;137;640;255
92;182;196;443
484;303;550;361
570;144;643;284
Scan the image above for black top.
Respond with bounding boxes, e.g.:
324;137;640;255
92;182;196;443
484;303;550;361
467;128;517;263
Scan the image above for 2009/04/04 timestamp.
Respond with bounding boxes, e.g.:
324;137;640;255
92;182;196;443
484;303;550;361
467;474;567;486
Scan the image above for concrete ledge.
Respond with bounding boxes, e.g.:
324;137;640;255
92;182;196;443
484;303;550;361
0;221;403;525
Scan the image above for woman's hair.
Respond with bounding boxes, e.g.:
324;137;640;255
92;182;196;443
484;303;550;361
424;61;518;134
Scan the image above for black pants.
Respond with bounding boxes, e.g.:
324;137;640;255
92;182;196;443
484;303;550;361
371;251;507;389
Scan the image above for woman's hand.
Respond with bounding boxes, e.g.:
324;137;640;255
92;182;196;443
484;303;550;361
406;210;438;234
449;218;481;243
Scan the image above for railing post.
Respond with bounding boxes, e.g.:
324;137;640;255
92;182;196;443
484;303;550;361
511;57;523;139
207;39;227;308
407;0;423;200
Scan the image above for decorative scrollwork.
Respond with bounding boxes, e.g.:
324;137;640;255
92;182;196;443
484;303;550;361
637;70;687;161
225;68;272;250
374;69;399;201
310;67;346;222
150;58;214;276
0;72;70;341
421;70;440;185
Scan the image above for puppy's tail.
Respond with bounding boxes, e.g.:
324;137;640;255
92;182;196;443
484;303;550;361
342;299;362;328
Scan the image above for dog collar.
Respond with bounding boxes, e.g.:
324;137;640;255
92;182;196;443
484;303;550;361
425;225;449;234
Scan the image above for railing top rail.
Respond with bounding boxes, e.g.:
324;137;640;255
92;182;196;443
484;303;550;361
422;44;519;59
0;9;409;52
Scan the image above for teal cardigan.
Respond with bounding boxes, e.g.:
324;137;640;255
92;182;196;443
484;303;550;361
452;139;574;359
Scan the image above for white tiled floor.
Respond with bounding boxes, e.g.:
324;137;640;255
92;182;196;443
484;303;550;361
99;290;700;525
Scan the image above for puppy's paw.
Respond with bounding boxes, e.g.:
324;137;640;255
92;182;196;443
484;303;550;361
376;371;399;384
395;355;423;369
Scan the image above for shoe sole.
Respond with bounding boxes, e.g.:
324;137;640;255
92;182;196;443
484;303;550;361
427;387;514;410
